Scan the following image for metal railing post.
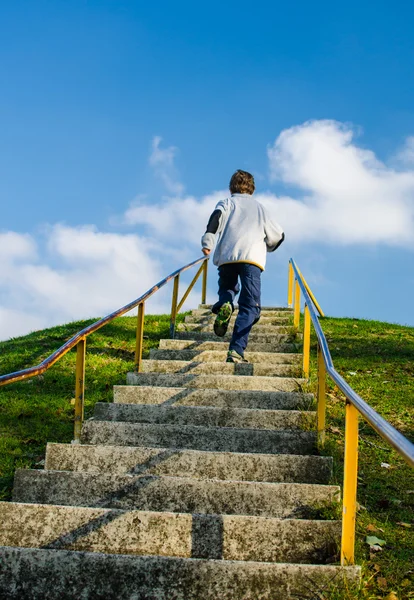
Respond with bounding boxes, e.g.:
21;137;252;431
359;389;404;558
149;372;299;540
317;344;326;447
202;260;208;305
341;401;359;565
177;263;205;314
135;302;145;372
293;279;301;329
303;304;311;378
170;274;180;338
288;262;294;307
73;337;86;443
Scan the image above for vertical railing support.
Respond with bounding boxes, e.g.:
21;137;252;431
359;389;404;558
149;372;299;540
170;274;180;338
341;401;359;565
303;304;311;378
135;302;145;372
317;344;326;447
73;337;86;443
293;279;301;329
288;261;294;307
202;259;208;305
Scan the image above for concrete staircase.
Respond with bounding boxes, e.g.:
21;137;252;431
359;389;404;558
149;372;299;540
0;305;360;599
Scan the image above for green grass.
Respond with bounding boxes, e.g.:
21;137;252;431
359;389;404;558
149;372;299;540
0;313;186;501
0;312;413;599
308;316;414;600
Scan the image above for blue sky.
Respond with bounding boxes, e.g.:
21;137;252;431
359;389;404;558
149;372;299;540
1;0;414;339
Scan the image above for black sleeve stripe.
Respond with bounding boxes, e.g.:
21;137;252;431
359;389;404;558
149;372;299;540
205;209;222;234
274;232;285;250
268;232;285;252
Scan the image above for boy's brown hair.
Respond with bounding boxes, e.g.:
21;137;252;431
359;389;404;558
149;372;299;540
229;169;255;195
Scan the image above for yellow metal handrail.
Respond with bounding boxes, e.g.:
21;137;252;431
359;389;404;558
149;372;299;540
288;258;414;566
0;256;209;442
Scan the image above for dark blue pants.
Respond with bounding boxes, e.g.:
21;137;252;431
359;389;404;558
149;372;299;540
212;263;261;356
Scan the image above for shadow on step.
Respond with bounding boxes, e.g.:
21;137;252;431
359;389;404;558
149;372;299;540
126;449;181;474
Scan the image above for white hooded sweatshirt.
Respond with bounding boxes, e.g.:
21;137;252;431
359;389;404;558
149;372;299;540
201;193;284;271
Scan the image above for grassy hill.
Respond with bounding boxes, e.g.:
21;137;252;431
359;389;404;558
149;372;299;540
0;313;413;599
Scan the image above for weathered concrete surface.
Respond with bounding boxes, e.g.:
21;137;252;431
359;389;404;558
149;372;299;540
13;470;340;518
159;339;300;353
45;443;333;483
189;308;293;317
93;403;314;431
81;421;317;455
175;331;302;343
2;501;340;563
199;304;293;312
185;315;292;325
126;372;306;392
139;360;300;378
177;323;295;334
0;548;361;600
150;349;301;364
114;386;314;410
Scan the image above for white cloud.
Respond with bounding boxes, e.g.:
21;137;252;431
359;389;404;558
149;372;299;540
0;226;163;340
124;191;225;246
395;136;414;166
0;231;37;262
0;307;46;340
266;120;414;247
149;136;185;195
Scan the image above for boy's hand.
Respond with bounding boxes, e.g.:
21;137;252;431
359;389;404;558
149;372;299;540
202;248;211;255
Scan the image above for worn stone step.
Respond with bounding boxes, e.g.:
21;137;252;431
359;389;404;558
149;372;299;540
81;421;317;455
126;372;306;392
114;386;314;410
140;360;300;378
185;315;292;325
199;304;293;312
0;502;341;563
13;471;340;519
159;339;300;353
93;403;314;430
191;309;293;318
150;349;301;364
175;331;302;343
45;443;332;483
177;323;295;334
0;547;361;600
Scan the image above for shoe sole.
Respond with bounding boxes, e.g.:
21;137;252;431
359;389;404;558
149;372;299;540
214;304;233;337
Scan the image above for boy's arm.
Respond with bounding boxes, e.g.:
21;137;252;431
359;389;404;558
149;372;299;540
201;201;227;253
263;207;285;252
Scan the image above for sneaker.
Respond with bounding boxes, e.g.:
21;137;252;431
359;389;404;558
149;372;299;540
226;350;249;363
213;302;233;337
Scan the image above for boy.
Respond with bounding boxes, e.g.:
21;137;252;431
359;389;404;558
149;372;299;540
201;169;284;363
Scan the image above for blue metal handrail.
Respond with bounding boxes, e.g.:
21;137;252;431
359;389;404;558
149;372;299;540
290;258;414;468
0;256;209;387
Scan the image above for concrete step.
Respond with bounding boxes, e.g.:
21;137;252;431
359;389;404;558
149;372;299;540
150;349;301;364
185;315;292;325
81;421;317;455
199;304;293;312
0;547;361;600
159;339;300;353
13;471;340;519
93;403;314;430
175;331;302;343
114;386;314;410
45;443;333;483
126;372;306;392
191;309;293;318
140;360;300;378
0;501;341;563
177;323;295;334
